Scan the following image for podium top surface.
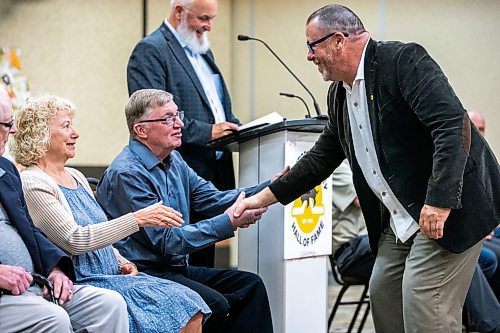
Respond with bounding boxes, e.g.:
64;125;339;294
209;117;328;151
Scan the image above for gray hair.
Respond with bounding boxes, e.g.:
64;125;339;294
126;89;173;137
171;0;193;7
307;4;365;36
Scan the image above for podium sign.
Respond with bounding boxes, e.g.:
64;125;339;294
284;140;332;260
211;119;331;333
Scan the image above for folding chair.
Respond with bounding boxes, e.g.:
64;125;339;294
328;255;370;333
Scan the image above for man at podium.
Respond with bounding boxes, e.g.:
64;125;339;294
234;4;500;333
127;0;240;268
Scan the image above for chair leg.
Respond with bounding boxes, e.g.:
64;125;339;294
347;284;369;333
328;285;350;330
463;307;471;333
357;302;370;333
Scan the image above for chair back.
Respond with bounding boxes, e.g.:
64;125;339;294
329;255;345;285
86;177;100;199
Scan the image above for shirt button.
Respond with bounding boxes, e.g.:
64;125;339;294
382;191;386;196
354;102;358;107
372;170;377;175
365;147;369;152
359;124;363;129
393;210;398;215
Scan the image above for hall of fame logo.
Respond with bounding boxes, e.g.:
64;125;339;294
290;182;327;247
283;140;332;259
288;151;328;248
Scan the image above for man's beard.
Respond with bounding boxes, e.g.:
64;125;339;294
177;19;210;54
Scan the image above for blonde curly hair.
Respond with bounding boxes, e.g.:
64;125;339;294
11;95;75;166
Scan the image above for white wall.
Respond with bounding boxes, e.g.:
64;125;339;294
1;0;499;164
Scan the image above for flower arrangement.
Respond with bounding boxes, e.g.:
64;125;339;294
0;47;31;111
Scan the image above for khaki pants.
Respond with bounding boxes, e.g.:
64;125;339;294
0;284;129;333
370;227;482;333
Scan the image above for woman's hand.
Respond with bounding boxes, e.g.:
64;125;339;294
133;201;184;228
120;263;139;276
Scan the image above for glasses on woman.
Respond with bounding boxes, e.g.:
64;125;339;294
137;111;185;126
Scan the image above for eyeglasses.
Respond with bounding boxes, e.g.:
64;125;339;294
137;111;185;126
307;31;349;54
0;120;14;129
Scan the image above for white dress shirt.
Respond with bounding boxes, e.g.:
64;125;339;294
342;41;420;243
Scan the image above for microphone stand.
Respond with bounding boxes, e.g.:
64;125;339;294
279;92;311;118
238;34;323;117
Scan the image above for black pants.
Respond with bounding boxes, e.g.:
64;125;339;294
483;236;500;300
465;266;500;333
335;234;374;280
146;266;273;333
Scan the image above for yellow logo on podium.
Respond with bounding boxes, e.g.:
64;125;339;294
290;184;326;247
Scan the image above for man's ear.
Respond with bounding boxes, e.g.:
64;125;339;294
133;123;147;139
174;5;184;20
334;33;344;49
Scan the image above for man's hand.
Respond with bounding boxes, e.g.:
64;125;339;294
47;267;74;305
120;263;139;276
226;192;268;230
271;166;290;183
211;122;239;140
419;204;451;239
0;264;32;295
234;187;277;218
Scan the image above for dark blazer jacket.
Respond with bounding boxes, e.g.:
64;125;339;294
0;157;74;280
127;22;239;187
270;39;500;254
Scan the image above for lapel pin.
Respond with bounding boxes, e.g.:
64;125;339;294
370;95;374;101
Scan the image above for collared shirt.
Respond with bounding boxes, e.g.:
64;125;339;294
0;168;35;272
164;19;226;125
97;139;268;268
343;41;419;243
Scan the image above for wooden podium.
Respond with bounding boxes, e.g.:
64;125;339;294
212;118;332;333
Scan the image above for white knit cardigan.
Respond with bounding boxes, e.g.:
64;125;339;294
20;165;139;267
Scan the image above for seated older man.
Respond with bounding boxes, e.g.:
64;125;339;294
97;89;276;333
0;89;129;333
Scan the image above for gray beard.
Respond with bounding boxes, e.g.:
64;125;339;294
177;20;210;54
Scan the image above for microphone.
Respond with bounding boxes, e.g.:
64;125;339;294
279;92;311;118
237;34;323;117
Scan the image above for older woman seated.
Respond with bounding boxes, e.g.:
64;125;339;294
11;95;210;333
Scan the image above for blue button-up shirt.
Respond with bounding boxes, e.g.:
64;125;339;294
97;139;268;268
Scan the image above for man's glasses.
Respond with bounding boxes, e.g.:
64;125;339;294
137;111;185;126
307;31;349;54
0;120;14;129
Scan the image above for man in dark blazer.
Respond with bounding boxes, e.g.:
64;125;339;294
234;4;500;333
127;0;239;267
0;89;128;332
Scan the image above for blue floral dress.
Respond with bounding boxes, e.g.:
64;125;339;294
59;183;211;333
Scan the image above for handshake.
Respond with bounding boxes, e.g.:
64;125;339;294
225;166;289;230
225;192;268;230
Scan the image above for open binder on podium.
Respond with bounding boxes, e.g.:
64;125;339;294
210;113;328;152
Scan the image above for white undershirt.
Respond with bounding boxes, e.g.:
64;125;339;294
342;41;419;243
